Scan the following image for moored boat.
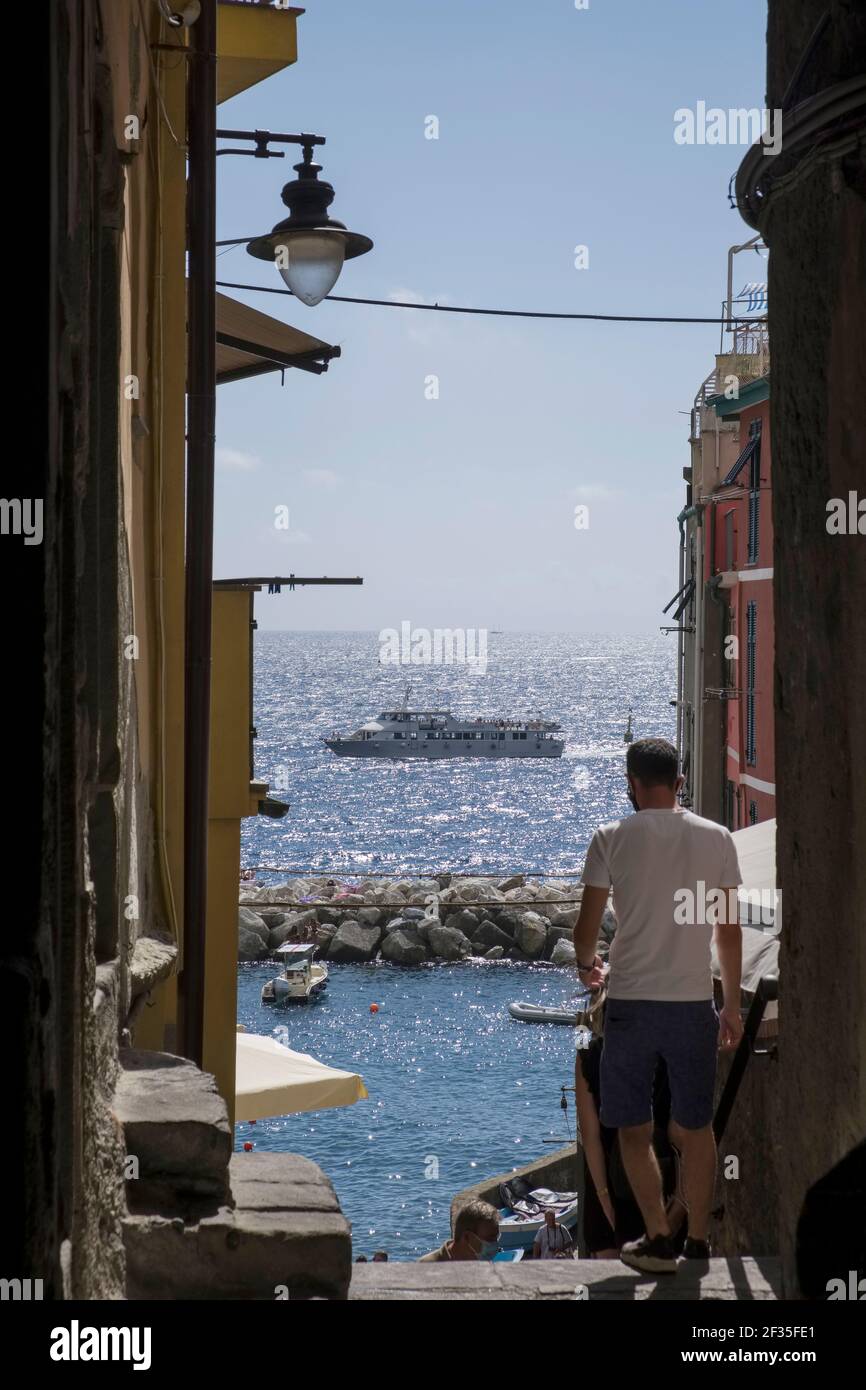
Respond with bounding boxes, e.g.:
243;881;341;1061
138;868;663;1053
261;943;329;1005
497;1187;580;1251
508;1001;579;1025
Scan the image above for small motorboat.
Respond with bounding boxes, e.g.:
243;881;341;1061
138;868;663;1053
261;943;329;1005
509;1001;581;1025
497;1184;580;1251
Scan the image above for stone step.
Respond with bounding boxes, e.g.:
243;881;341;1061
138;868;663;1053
349;1256;782;1301
112;1049;232;1201
124;1152;352;1300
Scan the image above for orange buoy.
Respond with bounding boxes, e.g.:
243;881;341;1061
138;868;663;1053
243;1141;254;1152
369;1003;379;1014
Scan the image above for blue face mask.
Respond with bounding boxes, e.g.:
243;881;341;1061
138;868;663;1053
474;1237;500;1261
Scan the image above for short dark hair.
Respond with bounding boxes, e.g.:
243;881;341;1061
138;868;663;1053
454;1199;500;1240
626;738;679;787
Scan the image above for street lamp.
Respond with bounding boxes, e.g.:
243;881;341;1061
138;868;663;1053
244;135;373;306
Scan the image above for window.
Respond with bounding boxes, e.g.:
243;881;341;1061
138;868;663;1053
750;800;759;825
724;510;735;571
726;780;737;831
746;600;757;765
722;433;758;485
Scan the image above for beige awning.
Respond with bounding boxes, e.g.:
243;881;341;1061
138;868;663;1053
216;291;340;384
235;1031;368;1122
217;1;304;106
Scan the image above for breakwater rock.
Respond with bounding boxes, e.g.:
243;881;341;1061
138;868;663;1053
237;874;617;966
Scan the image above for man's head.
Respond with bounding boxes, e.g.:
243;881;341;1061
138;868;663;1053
544;1210;557;1229
625;738;682;811
452;1199;500;1260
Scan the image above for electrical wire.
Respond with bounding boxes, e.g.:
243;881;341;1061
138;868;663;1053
214;278;763;325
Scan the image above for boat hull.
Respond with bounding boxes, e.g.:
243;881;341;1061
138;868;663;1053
508;1002;579;1025
325;740;563;759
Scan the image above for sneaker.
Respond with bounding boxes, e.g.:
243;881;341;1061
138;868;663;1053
682;1237;711;1262
619;1233;677;1275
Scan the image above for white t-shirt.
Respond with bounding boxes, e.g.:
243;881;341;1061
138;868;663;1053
581;809;742;1002
533;1223;573;1259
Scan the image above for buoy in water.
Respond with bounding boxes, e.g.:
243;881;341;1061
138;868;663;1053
243;1141;254;1152
369;1003;379;1014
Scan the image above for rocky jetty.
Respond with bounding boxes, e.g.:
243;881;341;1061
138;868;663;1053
237;874;617;967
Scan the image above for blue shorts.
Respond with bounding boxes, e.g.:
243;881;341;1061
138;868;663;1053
599;999;719;1130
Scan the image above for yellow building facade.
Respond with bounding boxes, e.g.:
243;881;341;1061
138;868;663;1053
102;0;305;1118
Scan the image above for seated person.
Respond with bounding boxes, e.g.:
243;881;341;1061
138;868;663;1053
533;1209;574;1260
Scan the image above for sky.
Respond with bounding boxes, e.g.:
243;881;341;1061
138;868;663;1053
213;0;769;633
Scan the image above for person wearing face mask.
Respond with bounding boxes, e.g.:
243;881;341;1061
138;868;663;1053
418;1200;501;1261
573;737;743;1275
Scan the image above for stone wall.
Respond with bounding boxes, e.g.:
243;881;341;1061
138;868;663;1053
763;0;866;1293
7;0;162;1298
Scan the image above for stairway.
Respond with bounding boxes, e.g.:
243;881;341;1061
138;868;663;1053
113;1049;352;1299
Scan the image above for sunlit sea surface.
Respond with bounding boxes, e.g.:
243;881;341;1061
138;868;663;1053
237;632;675;1258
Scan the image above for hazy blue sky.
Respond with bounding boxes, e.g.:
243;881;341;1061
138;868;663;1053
214;0;767;633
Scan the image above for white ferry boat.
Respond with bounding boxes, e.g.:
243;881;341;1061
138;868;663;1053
324;694;564;760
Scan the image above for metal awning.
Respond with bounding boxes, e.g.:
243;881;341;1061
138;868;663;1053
216;291;340;384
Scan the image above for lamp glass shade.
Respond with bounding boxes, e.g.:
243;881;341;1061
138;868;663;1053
275;233;346;306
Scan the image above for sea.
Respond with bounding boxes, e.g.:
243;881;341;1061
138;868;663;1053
236;631;676;1259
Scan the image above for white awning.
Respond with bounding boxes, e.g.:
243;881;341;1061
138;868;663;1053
235;1031;368;1122
732;817;780;927
712;819;780;1011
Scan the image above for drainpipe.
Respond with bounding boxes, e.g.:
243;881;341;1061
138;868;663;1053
180;0;217;1066
676;504;697;778
707;574;728;825
692;515;705;816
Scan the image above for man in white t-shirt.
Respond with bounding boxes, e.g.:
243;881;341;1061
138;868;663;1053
532;1210;574;1260
573;737;743;1275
